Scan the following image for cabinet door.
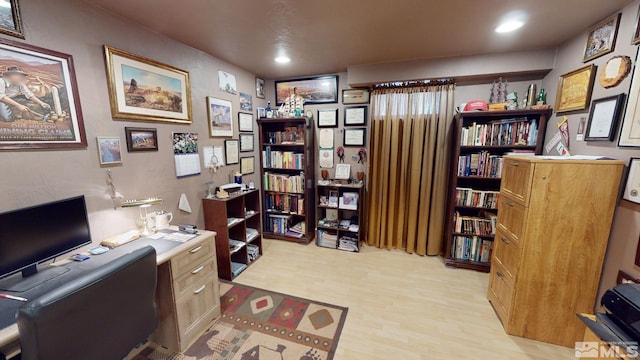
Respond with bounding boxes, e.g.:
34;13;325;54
493;229;521;280
501;159;534;206
488;259;514;326
176;277;220;349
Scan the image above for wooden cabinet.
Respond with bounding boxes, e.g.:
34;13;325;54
487;156;624;348
444;109;549;272
153;232;221;352
203;189;262;281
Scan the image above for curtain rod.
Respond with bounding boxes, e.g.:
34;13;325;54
370;78;455;90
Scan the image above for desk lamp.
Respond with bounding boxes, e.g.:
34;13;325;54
121;197;163;236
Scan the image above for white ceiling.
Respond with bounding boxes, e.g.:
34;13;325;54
85;0;633;79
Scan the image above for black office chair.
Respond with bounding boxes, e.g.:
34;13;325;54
15;246;158;360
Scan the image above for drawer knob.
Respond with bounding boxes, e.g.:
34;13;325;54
510;162;519;167
505;200;515;207
496;271;504;278
190;245;203;254
191;265;205;274
501;237;509;244
193;285;206;294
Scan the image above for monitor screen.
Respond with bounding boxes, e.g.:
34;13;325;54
0;196;92;279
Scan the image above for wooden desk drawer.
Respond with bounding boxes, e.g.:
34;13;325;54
176;277;220;348
171;240;215;278
173;259;216;300
488;259;514;321
493;229;520;279
501;159;534;206
497;196;527;243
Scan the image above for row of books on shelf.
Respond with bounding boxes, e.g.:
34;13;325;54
317;230;359;251
265;193;304;215
458;151;503;178
455;188;499;209
453;211;497;236
461;118;538;147
451;236;493;262
265;126;305;145
263;147;304;169
263;172;304;193
265;214;306;238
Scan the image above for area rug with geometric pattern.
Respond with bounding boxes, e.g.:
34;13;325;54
135;281;348;360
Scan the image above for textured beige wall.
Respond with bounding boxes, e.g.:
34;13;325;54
0;0;265;242
541;0;640;306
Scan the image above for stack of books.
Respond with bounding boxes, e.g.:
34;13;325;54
460;118;538;146
229;239;245;254
451;236;493;263
263;172;304;193
287;222;305;238
231;262;247;277
338;236;359;252
266;126;305;145
265;214;290;234
246;228;259;242
227;217;243;227
247;244;260;262
262;147;304;169
264;193;304;214
317;230;338;248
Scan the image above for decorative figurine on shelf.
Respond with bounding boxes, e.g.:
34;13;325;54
337;146;345;163
358;148;367;164
489;77;508;104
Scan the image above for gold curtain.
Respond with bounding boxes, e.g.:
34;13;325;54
366;84;455;255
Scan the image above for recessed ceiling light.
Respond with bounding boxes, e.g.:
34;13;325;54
495;20;524;33
275;56;291;64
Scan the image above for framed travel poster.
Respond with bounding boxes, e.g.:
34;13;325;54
104;45;192;124
554;65;596;113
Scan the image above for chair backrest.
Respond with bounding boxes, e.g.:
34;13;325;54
16;246;157;360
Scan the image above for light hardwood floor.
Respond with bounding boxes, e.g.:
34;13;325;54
235;239;575;360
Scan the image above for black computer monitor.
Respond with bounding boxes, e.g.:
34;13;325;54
0;196;92;281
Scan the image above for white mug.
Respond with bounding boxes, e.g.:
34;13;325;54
150;211;173;229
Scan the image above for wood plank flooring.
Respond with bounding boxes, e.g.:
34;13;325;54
235;239;574;359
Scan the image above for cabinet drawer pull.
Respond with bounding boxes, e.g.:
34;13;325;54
501;237;509;244
190;245;203;254
510;162;519;167
505;200;515;207
496;271;504;279
193;285;206;294
191;265;204;274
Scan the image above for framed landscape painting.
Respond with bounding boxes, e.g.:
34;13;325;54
554;65;596;113
207;97;233;137
104;46;192;124
125;127;158;152
0;38;87;150
0;0;23;39
275;75;338;105
583;13;621;62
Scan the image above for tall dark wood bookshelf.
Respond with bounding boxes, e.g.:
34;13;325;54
257;117;316;244
443;109;550;272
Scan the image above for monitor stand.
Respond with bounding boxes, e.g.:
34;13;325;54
0;265;70;293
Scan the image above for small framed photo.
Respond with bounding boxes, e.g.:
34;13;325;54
125;127;158;152
318;109;338;128
617;270;640;285
239;133;254;152
585;94;625;141
257;107;266;119
207;97;233;137
623;158;640;204
343;127;366;147
633;5;640;45
240;156;255;175
225;139;239;165
583;13;621;62
97;137;122;165
0;0;23;39
240;92;253;111
335;164;351;180
238;112;254;132
344;106;368;126
342;89;370;104
256;77;265;99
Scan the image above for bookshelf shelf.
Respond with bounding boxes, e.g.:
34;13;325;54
315;180;365;252
444;109;550;273
258;118;315;244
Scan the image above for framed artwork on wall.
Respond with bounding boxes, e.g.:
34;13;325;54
124;127;158;152
342;89;370;104
275;75;338;105
584;94;625;141
617;270;640;285
225;139;239;165
583;13;621;62
344;106;368;126
554;64;596;114
0;0;23;39
343;128;366;147
218;70;237;95
256;77;265;99
104;46;192;124
239;133;254;152
238;112;253;132
240;92;253;111
623;158;640;204
0;38;87;150
317;109;338;128
97;137;122;165
240;156;255;175
620;52;640;147
207;97;233;137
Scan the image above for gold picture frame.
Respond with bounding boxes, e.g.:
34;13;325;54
0;0;23;39
554;64;596;114
104;46;192;124
583;13;621;62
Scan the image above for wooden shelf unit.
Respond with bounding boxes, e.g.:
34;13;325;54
443;109;550;272
202;189;262;281
315;181;366;252
257;117;316;244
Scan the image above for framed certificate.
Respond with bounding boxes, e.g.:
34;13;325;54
585;94;625;141
239;133;254;152
318;109;338;128
344;106;367;126
225;139;239;165
238;112;254;132
240;156;255;175
623;157;640;204
343;128;366;147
